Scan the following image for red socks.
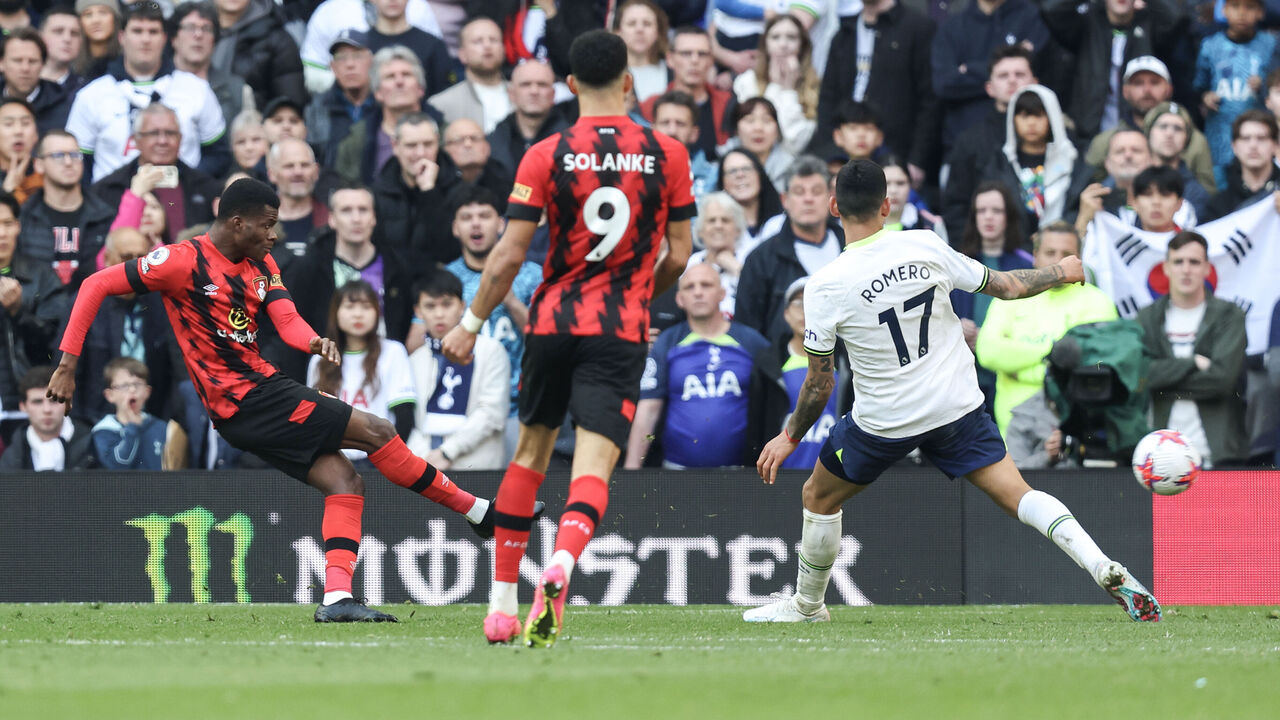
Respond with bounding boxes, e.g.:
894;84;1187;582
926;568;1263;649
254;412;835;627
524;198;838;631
322;494;363;595
369;436;476;514
554;475;609;562
493;463;546;583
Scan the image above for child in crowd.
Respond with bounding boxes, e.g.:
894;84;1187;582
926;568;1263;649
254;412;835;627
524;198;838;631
829;99;885;171
1196;0;1276;181
407;272;509;471
308;280;416;465
91;357;167;470
1127;165;1191;231
778;277;838;470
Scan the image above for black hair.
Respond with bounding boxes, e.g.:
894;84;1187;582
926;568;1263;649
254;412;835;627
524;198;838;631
0;96;37;119
988;44;1034;78
652;90;698;123
0;190;20;220
733;96;779;127
1013;90;1047;117
446;182;501;221
714;148;782;223
19;365;54;399
1167;230;1208;256
412;270;464;303
834;159;887;221
40;5;80;27
2;27;48;63
833;98;882;129
123;1;167;29
569;29;628;88
1132;165;1184;198
217;178;279;221
169;2;220;42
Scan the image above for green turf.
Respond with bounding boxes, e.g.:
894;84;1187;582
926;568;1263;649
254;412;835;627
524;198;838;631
2;604;1278;719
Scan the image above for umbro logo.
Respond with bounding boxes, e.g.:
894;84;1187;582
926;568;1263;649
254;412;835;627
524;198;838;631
203;284;219;296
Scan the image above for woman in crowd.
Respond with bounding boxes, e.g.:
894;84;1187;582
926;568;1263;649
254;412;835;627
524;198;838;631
951;182;1033;413
229;110;269;180
107;165;171;248
75;0;121;80
883;156;944;239
613;0;669;103
687;191;754;318
726;97;794;193
716;148;783;245
309;280;416;467
732;14;818;155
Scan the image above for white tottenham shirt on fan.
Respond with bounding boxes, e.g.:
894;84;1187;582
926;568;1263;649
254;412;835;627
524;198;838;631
803;228;990;438
1163;302;1212;467
306;340;416;460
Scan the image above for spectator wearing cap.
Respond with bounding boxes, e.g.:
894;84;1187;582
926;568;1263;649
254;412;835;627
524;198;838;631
427;17;509;135
625;262;781;469
299;0;443;96
66;0;229;182
306;29;375;168
366;0;453;98
0;27;74;133
74;0;122;82
487;58;570;177
1084;56;1214;193
1039;0;1185;140
90;102;221;244
210;0;307;111
1145;103;1213;220
169;1;249;136
930;0;1049;155
1195;0;1276;180
336;45;442;185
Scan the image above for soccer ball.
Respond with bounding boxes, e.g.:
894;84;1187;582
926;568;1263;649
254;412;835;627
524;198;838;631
1131;429;1202;496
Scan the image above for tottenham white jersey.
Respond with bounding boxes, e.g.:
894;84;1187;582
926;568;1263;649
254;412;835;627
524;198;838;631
66;69;226;182
307;340;416;460
301;0;442;70
803;228;990;438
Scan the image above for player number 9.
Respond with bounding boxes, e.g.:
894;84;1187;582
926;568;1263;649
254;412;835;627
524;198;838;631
583;187;632;262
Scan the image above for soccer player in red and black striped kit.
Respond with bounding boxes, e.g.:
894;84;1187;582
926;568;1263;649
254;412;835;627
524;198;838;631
48;178;533;622
442;30;696;647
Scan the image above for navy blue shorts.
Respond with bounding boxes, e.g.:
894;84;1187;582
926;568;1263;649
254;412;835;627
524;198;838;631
818;405;1007;485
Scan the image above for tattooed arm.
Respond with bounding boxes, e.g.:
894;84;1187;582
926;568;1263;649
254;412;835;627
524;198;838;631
757;352;836;484
981;256;1084;300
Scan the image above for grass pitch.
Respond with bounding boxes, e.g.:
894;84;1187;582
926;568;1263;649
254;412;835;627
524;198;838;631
2;604;1277;720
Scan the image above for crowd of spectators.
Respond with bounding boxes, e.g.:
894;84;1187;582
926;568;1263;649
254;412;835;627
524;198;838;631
2;0;1279;473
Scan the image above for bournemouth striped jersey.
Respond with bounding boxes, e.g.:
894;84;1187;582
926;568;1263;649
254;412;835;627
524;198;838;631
122;236;291;422
507;115;696;343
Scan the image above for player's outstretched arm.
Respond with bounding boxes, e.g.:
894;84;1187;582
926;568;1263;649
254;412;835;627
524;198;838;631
981;256;1084;301
442;219;538;364
757;352;835;485
47;263;138;405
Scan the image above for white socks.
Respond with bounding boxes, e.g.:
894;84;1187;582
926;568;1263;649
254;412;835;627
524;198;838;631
1016;490;1108;574
794;508;842;613
322;590;353;605
490;580;518;616
488;551;577;617
466;497;490;524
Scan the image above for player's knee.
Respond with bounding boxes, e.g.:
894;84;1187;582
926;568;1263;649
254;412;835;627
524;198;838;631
339;470;365;496
801;476;842;515
365;414;397;447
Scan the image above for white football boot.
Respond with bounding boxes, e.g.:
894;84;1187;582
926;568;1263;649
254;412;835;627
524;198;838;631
742;594;831;622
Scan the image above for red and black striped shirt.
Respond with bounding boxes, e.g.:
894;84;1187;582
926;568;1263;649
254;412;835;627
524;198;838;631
508;115;696;344
61;235;312;423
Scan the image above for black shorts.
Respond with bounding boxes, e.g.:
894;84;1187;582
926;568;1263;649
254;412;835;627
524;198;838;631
518;333;647;449
214;373;353;481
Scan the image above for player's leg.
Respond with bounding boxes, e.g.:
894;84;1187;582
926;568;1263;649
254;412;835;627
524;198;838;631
745;414;912;623
341;408;494;534
966;454;1161;622
485;421;558;643
522;335;645;647
306;451;397;622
